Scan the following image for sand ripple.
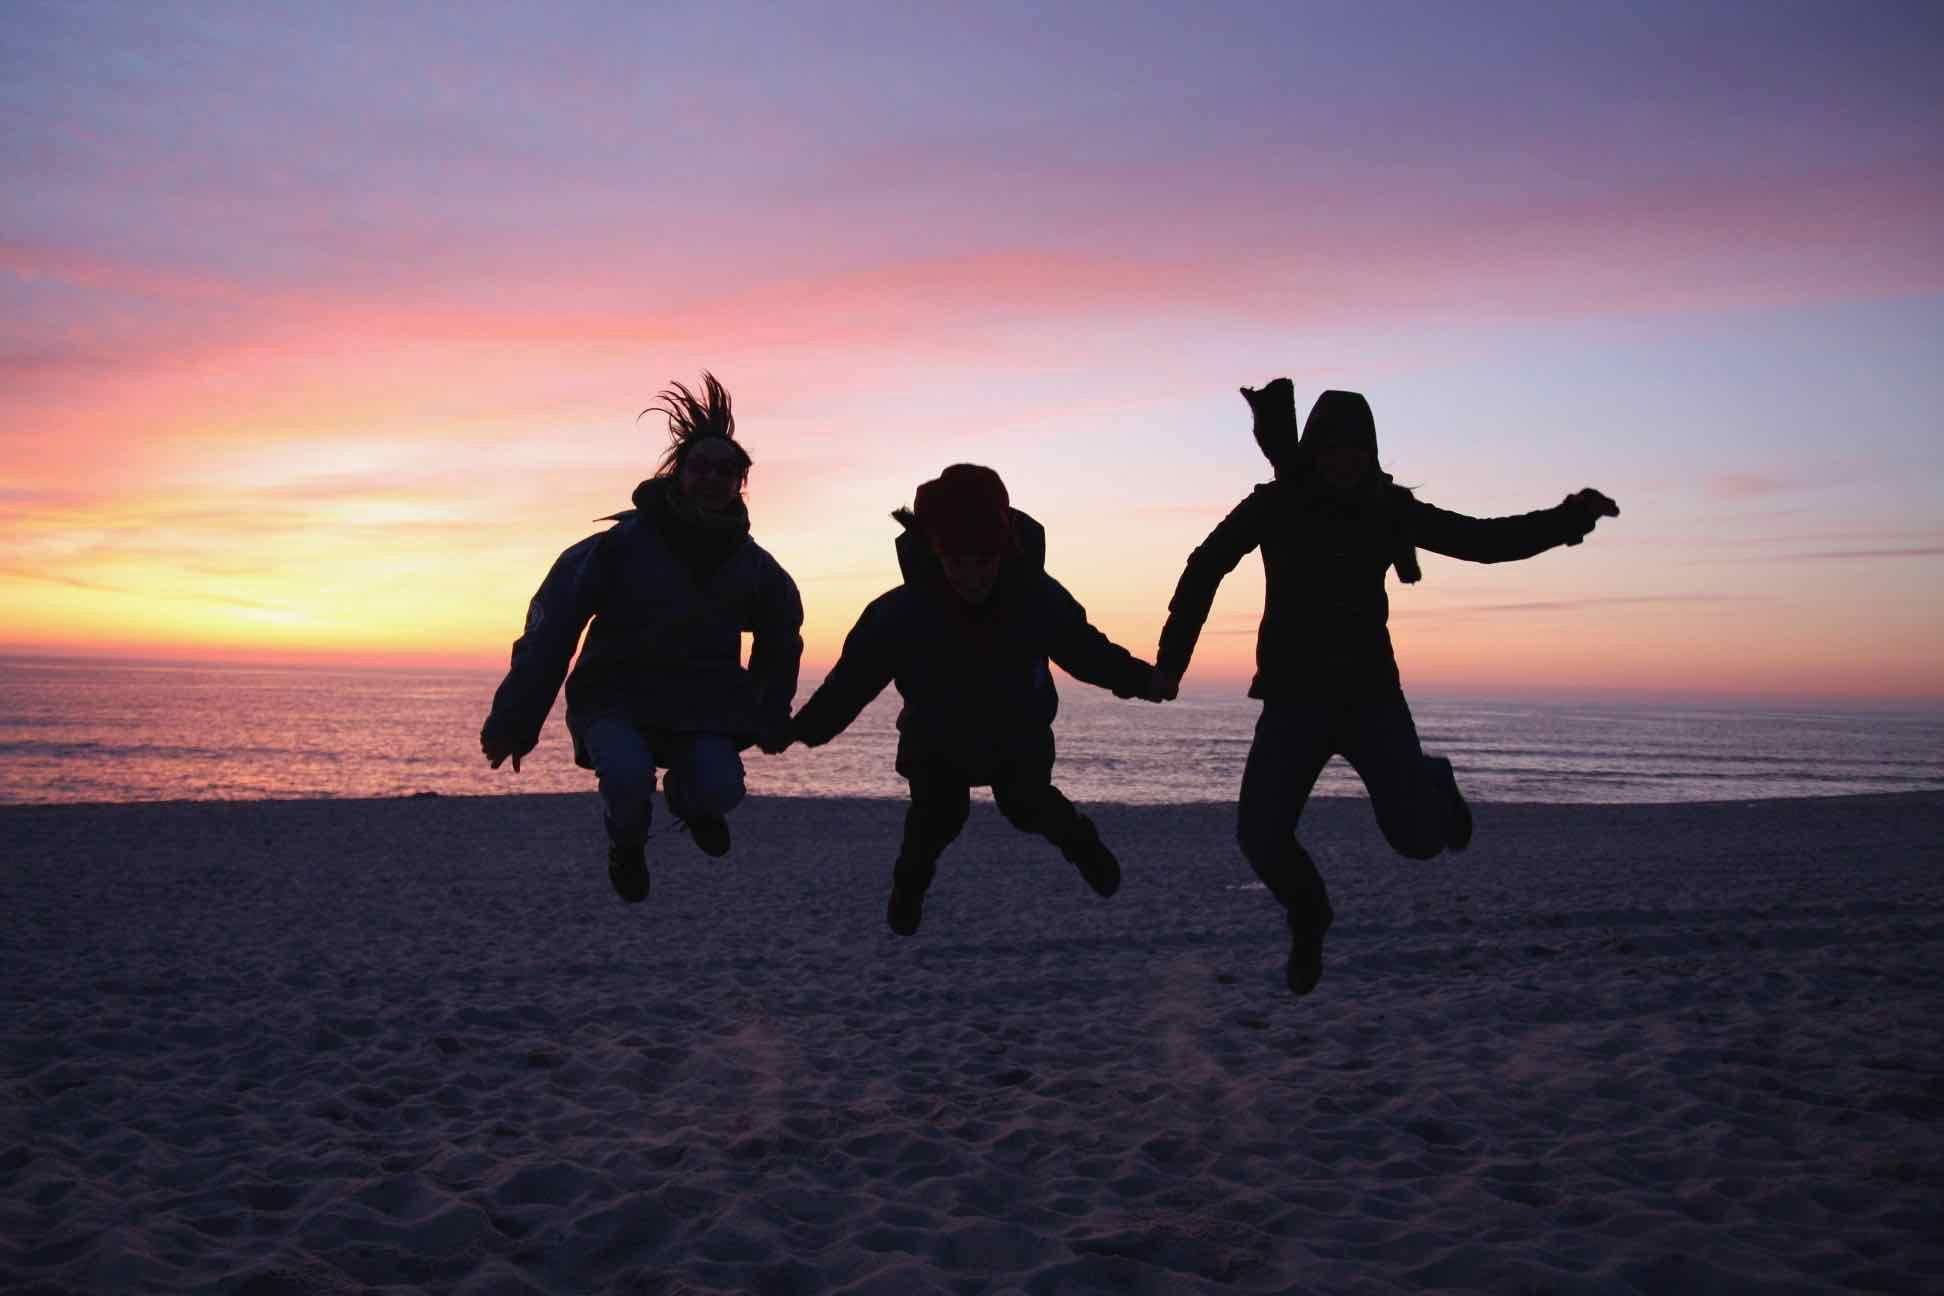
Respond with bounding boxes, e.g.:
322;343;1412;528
3;791;1941;1293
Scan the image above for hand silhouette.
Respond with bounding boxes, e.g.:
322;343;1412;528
1568;488;1620;531
756;725;794;755
481;731;524;772
1240;377;1294;415
1573;488;1620;519
1147;669;1181;702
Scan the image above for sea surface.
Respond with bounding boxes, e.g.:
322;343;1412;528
1;655;1940;807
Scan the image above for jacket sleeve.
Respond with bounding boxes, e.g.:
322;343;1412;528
745;557;805;734
789;592;902;748
1155;488;1269;678
1044;576;1154;699
1409;494;1597;564
481;530;614;755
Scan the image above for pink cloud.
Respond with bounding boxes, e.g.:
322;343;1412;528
1705;473;1808;501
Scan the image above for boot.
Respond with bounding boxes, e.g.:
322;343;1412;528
607;840;649;904
1058;816;1121;898
886;882;925;936
1286;899;1335;996
1433;758;1472;852
683;814;732;858
886;857;935;936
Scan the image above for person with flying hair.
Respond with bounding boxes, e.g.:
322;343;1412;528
480;373;803;904
1152;380;1618;995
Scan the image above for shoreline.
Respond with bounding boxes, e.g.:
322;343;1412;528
5;785;1942;814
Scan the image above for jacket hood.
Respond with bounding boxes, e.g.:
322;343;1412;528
603;475;751;535
891;506;1046;587
1299;390;1378;459
629;476;667;513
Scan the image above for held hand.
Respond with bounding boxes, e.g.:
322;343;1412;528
756;725;795;756
1147;669;1181;703
1240;376;1294;411
481;731;524;773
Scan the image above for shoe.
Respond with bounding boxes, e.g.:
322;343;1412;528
1059;820;1121;898
684;814;731;858
886;883;924;936
607;841;649;904
1285;903;1334;996
1434;759;1473;852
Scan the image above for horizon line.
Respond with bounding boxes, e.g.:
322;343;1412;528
4;645;1940;712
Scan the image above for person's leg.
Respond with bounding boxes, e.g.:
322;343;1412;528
1236;699;1334;910
580;714;656;902
1340;690;1457;861
890;764;972;934
1236;698;1337;994
991;774;1119;898
662;732;746;857
583;715;657;845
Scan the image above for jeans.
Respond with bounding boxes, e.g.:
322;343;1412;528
895;754;1091;895
1236;690;1456;919
581;714;746;846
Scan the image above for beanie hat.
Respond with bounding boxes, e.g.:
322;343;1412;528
913;464;1016;556
1300;390;1377;457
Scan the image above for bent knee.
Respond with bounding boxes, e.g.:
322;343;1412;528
684;770;746;817
1384;823;1444;860
993;789;1051;832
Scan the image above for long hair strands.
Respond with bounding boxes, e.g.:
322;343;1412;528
641;371;749;478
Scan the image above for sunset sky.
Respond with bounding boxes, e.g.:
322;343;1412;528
4;1;1941;702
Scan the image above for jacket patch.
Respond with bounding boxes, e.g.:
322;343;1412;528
525;597;546;632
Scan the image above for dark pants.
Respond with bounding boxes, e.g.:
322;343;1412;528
1237;690;1456;920
895;755;1091;894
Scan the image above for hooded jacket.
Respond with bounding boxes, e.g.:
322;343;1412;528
1158;471;1600;698
790;508;1153;779
483;477;803;765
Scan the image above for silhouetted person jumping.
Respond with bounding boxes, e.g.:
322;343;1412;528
778;464;1160;935
1152;381;1617;995
480;373;803;903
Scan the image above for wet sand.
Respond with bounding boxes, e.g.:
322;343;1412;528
4;791;1941;1294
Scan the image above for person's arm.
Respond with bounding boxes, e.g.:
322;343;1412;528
1044;576;1155;700
745;557;805;748
787;593;903;749
1154;487;1270;689
480;530;614;768
1410;488;1619;564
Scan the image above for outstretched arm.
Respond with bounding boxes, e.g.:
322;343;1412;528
1410;489;1619;564
787;593;902;749
1154;488;1270;692
480;531;613;769
1044;576;1156;700
746;560;805;748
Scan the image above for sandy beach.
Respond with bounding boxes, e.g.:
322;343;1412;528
4;790;1941;1294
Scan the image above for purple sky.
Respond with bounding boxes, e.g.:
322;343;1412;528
3;1;1941;697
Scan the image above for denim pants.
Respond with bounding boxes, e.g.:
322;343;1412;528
1237;690;1455;918
581;714;746;846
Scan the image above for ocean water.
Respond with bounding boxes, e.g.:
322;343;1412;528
1;655;1940;807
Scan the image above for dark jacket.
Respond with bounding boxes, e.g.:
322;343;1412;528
791;509;1154;780
483;478;803;766
1157;476;1598;697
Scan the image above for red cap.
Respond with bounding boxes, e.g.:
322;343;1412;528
913;464;1016;556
